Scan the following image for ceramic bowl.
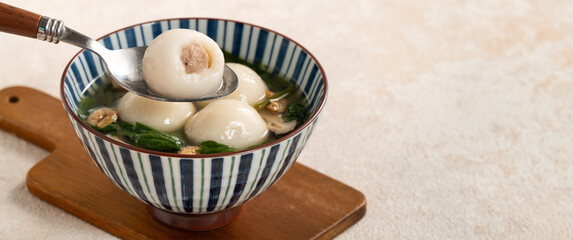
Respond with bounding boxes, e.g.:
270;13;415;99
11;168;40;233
60;18;327;230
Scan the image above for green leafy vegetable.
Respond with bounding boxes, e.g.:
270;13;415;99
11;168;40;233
285;103;309;127
77;97;97;121
196;141;237;154
95;83;126;107
77;83;125;121
256;70;292;92
91;122;120;133
254;84;296;109
112;122;182;152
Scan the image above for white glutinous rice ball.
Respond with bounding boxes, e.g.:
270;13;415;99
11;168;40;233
184;99;269;149
117;92;196;133
197;63;268;108
142;29;225;99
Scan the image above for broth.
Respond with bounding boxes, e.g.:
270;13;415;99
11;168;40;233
77;53;309;154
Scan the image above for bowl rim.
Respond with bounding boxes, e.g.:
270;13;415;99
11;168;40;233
60;17;328;158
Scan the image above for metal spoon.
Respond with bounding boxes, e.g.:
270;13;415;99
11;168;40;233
0;3;238;102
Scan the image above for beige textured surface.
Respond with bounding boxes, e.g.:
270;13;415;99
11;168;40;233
2;0;573;239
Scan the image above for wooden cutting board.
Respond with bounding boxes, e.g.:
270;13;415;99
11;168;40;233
0;86;366;240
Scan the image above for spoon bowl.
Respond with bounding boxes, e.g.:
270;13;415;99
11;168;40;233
0;3;238;102
97;45;238;102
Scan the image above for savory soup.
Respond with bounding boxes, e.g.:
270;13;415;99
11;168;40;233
78;52;309;155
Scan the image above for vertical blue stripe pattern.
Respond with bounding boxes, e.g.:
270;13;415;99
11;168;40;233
151;22;163;38
124;28;137;47
206;20;218;40
273;38;290;75
95;138;127;192
225;153;253;209
180;159;194;212
254;30;269;66
60;18;326;213
248;145;280;199
232;23;244;56
119;148;153;206
269;134;302;187
149;155;172;211
179;19;190;29
82;51;99;79
207;158;224;211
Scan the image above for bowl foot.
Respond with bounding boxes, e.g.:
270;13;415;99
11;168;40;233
146;205;242;231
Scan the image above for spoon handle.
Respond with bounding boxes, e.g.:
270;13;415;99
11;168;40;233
0;3;42;38
0;3;67;44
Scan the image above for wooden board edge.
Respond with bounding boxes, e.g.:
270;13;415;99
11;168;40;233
25;156;150;240
315;192;367;240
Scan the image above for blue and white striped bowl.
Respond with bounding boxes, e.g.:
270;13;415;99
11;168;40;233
60;18;327;215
